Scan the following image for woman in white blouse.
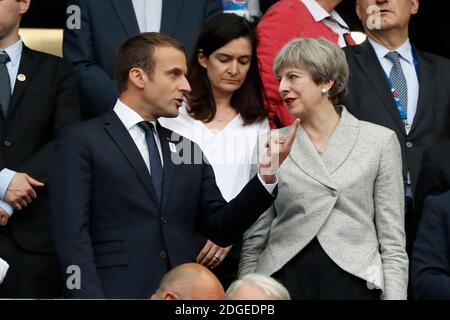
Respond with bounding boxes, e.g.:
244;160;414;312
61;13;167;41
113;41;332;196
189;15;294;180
159;13;269;288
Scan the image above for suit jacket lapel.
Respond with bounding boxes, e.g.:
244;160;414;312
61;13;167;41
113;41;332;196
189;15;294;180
8;46;38;118
409;48;431;135
160;0;184;36
104;111;160;209
354;41;406;134
157;123;177;212
111;0;140;36
287;126;336;190
320;108;359;174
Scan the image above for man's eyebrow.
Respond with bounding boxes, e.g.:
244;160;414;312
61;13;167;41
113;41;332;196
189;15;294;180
165;67;184;75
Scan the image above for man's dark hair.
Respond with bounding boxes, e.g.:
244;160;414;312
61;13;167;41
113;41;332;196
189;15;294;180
115;32;185;93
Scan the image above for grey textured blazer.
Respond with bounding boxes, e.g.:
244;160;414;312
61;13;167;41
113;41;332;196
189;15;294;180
240;107;409;300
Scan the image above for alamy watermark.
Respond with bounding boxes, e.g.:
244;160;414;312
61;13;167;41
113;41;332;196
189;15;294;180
66;5;81;30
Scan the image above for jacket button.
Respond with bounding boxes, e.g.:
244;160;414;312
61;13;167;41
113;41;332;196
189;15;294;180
331;190;338;197
161;216;167;224
4;140;11;147
406;141;413;148
160;250;167;259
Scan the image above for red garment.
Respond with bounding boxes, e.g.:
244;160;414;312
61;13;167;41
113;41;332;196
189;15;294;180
257;0;354;128
344;33;356;46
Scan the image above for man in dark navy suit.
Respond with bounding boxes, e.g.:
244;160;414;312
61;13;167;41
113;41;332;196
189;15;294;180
50;32;299;299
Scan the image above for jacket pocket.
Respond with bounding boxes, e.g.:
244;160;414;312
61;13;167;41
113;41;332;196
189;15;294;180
91;229;128;268
95;252;128;268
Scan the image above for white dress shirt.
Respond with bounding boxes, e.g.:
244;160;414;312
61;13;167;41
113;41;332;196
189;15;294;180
301;0;350;48
132;0;162;32
113;99;163;173
160;105;271;201
368;38;420;135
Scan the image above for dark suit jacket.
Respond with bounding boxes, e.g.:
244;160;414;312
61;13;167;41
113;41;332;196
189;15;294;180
63;0;223;118
49;111;275;299
0;46;81;254
412;190;450;299
413;140;450;242
415;140;450;214
343;40;450;197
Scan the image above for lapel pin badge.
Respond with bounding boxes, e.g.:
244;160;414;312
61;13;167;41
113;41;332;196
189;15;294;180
169;141;177;153
17;74;26;82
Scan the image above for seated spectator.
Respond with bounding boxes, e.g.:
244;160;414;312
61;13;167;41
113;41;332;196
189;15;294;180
151;263;225;300
226;273;290;300
412;191;450;299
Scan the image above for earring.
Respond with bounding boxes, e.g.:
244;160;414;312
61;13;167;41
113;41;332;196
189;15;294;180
321;88;328;95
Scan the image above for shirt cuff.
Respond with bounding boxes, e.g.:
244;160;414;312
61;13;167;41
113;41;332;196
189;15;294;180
0;200;13;217
0;168;16;200
257;173;278;194
0;257;9;284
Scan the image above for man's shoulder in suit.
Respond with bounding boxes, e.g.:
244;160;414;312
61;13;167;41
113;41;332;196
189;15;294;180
414;47;450;64
22;45;74;74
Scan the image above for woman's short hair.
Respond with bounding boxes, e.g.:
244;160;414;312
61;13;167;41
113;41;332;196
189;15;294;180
273;37;349;105
187;13;266;125
226;273;291;300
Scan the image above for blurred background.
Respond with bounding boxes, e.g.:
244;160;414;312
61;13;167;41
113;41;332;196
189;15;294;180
20;0;449;59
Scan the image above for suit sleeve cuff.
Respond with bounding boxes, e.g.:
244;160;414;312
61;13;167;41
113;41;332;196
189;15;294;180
257;173;278;194
0;168;16;200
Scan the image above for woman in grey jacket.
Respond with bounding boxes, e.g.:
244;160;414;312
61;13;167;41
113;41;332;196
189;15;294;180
239;37;408;300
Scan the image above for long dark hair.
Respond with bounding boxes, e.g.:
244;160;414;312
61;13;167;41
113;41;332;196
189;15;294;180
187;13;266;125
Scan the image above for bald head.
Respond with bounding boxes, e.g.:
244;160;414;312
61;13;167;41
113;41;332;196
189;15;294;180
151;263;225;300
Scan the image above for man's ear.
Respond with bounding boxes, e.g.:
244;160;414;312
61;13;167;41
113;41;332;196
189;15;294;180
19;0;31;15
198;50;208;69
128;68;146;89
163;291;180;300
410;0;419;15
355;0;362;21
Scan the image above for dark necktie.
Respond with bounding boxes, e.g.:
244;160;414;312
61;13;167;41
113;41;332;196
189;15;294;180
0;51;11;117
385;51;408;112
138;121;163;203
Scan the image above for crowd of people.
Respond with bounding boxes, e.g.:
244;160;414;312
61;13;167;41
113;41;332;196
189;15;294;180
0;0;449;300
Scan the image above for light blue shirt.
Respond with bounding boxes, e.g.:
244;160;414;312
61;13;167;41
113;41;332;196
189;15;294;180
0;39;22;215
0;200;13;216
368;38;419;134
